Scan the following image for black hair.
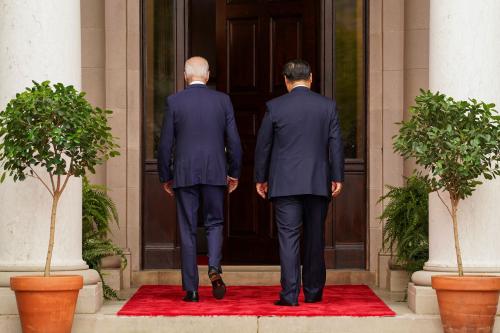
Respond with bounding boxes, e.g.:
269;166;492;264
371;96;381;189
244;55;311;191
282;59;311;81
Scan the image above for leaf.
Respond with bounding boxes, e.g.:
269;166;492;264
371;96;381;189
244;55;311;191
393;90;500;200
0;81;119;186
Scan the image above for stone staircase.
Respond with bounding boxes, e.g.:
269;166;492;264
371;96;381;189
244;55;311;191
2;287;495;333
2;267;500;333
2;287;500;333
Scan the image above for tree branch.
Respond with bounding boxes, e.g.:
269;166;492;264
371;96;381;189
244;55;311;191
436;190;453;218
59;158;74;194
49;172;55;193
60;172;72;194
28;167;53;197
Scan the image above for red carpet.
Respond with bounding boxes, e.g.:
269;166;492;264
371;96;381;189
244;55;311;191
117;285;395;317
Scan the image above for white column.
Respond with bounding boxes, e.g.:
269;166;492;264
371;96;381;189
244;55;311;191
409;0;500;314
0;0;101;314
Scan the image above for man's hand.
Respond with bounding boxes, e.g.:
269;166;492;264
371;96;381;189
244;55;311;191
256;182;268;199
332;182;343;198
227;176;239;194
163;181;174;197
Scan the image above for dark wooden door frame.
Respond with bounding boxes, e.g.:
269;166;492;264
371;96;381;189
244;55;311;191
141;0;188;269
320;0;368;269
140;0;368;270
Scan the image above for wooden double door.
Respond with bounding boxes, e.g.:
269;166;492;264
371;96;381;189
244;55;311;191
216;0;318;263
142;0;367;269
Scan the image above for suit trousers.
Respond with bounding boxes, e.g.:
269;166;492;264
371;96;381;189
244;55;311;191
174;185;226;291
273;195;330;304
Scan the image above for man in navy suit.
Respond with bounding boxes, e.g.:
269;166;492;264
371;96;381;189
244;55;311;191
254;59;344;306
158;56;243;302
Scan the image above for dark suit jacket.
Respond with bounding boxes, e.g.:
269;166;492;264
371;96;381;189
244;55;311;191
158;84;243;188
254;86;344;198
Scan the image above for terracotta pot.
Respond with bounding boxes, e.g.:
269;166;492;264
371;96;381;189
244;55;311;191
432;275;500;333
10;275;83;333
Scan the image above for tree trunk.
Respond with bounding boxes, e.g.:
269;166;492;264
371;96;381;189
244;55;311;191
450;197;463;276
44;191;61;277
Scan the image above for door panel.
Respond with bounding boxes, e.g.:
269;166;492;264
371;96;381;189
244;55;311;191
228;19;258;92
270;16;303;93
216;0;318;264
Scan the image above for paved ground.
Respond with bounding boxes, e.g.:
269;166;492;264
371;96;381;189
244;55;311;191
1;288;500;333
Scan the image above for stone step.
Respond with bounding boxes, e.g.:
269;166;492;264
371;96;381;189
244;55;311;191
2;289;500;333
4;309;499;333
132;266;376;287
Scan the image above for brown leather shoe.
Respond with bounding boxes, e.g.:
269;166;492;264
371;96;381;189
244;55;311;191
208;268;226;300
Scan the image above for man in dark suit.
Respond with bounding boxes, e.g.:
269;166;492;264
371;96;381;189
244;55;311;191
254;59;344;306
158;56;243;302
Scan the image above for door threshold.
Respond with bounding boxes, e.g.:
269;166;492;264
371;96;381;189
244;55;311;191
133;267;375;287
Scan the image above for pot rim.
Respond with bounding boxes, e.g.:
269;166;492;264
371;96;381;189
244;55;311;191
10;275;84;292
432;275;500;291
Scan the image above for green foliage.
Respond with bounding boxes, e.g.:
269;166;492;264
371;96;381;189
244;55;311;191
393;90;500;276
83;177;119;239
393;90;500;200
380;175;430;273
82;177;126;300
0;81;119;183
83;237;125;300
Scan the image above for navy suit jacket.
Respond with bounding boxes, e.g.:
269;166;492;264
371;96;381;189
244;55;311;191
254;86;344;198
158;84;243;188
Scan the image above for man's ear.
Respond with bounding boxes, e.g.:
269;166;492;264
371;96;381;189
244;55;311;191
184;72;188;83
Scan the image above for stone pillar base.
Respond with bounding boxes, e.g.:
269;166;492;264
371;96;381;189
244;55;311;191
0;269;103;314
408;282;500;315
407;282;439;314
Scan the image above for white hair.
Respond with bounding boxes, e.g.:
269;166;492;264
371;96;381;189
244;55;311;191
184;57;209;79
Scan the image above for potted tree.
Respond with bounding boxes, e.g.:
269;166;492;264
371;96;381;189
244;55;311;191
0;81;119;333
394;90;500;332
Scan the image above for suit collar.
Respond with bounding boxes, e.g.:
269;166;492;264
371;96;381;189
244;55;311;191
290;86;310;93
186;83;207;89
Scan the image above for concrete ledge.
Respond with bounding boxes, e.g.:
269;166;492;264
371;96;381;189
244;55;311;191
408;282;500;315
411;270;500;286
0;269;101;287
132;267;376;287
258;316;443;333
407;282;439;315
77;282;104;314
0;282;103;315
3;313;499;333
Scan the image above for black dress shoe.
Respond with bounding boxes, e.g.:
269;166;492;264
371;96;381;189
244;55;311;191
208;268;226;300
183;291;199;302
304;296;322;303
274;299;299;306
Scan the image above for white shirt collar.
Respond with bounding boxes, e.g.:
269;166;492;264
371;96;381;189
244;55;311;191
189;81;206;85
292;84;309;89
